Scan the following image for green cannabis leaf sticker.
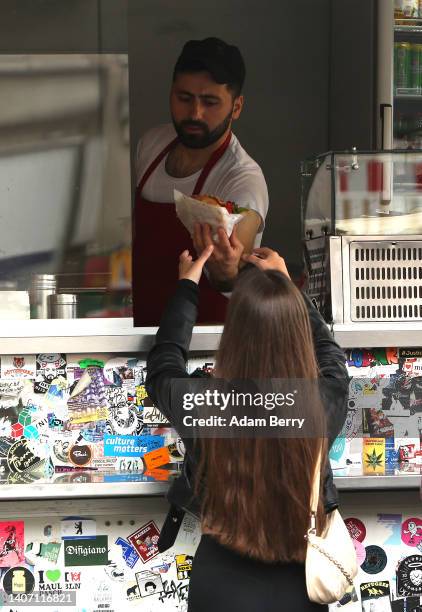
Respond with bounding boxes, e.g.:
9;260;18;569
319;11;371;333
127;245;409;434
365;448;383;470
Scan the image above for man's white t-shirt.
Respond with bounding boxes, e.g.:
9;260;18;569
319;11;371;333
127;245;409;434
136;123;269;248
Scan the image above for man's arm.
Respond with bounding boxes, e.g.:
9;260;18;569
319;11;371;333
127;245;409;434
193;167;268;290
235;210;262;259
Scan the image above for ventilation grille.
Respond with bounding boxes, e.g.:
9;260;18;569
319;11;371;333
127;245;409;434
350;242;422;321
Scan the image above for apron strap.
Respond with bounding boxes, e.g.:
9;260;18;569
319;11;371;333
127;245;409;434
192;131;232;195
138;137;179;192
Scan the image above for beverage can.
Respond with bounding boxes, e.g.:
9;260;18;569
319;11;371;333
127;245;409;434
411;44;422;92
415;44;422;92
395;42;412;93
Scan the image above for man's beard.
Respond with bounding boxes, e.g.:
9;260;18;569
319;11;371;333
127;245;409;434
172;109;233;149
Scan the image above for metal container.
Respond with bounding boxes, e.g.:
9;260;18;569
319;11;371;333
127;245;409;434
29;274;57;319
48;293;78;319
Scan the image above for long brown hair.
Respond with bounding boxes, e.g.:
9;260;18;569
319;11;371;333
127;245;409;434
195;267;328;563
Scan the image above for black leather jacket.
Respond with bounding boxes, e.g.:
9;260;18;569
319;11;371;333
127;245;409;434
146;279;349;551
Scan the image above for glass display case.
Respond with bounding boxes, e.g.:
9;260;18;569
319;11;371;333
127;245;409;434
302;149;422;347
302;149;422;239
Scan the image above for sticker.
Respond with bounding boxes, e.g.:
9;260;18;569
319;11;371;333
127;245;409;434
0;379;25;396
402;518;422;547
3;566;35;594
353;540;367;566
361;545;387;574
7;439;43;473
136;570;164;597
377;514;402;546
1;355;36;379
103;358;134;386
104;560;126;581
360;581;391;610
68;444;92;467
151;562;172;574
38;569;82;591
363;438;385;474
25;541;61;565
363;408;394;438
115;537;139;569
158;579;189;605
400;444;416;461
0;521;24;566
106;399;141;435
142;399;170;425
397;555;422;596
127;521;160;564
61;518;96;539
64;535;108;566
126;582;141;601
175;554;194;580
35;353;67;394
345;518;367;543
92;579;112;606
104;434;164;457
142;447;170;470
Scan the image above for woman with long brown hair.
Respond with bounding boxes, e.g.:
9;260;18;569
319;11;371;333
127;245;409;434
146;245;349;611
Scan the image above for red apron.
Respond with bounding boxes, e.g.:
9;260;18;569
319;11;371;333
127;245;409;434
132;133;231;326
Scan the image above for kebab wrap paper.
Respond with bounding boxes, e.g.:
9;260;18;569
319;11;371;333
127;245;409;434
174;190;244;241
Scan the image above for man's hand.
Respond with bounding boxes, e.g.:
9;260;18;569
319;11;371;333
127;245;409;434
242;247;290;278
179;245;214;285
193;223;244;288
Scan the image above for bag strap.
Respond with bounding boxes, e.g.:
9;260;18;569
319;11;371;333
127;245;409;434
308;448;323;536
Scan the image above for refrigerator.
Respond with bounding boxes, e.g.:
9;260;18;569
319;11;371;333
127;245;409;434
379;0;422;150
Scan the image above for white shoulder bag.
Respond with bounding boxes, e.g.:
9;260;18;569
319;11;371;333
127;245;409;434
305;453;358;604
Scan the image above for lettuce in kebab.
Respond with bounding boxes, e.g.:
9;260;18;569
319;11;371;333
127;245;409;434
192;194;248;215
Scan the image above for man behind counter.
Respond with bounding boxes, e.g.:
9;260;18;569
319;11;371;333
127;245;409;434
133;37;269;325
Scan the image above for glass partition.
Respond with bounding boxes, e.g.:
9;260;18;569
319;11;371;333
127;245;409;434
0;55;131;319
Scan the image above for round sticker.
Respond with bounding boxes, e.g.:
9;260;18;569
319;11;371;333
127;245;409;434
69;445;92;467
2;566;35;594
344;517;366;543
361;545;387;574
397;555;422;597
353;539;366;565
402;518;422;547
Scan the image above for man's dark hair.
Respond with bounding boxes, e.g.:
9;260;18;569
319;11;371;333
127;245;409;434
173;37;245;98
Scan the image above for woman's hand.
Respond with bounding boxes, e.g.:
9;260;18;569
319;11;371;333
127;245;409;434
242;247;290;278
193;223;244;284
179;245;214;285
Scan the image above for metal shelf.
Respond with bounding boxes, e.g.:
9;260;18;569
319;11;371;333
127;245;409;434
0;318;223;353
0;480;169;500
333;322;422;348
0;474;418;501
395;94;422;101
335;474;420;490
